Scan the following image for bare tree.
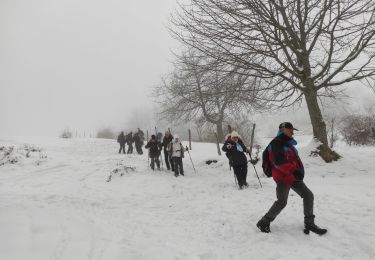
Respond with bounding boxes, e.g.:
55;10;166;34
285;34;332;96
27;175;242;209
155;49;265;141
171;0;375;161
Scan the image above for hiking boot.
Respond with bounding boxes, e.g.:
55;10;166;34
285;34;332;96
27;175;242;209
304;223;327;235
256;219;271;233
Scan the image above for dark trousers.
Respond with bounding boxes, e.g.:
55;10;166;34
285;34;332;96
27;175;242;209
119;143;125;154
164;150;174;170
135;143;143;154
232;164;248;187
172;157;183;176
263;180;314;224
150;156;160;170
127;143;133;154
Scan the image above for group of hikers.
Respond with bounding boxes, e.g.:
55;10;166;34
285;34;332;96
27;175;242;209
116;122;327;235
117;128;146;155
117;129;185;177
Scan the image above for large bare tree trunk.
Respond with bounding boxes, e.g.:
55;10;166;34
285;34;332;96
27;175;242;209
215;121;224;142
304;87;340;162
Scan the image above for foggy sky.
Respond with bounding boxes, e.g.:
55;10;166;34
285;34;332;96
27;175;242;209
0;0;179;136
1;0;374;138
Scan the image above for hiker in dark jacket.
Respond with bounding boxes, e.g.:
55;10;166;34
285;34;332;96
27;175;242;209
161;131;174;171
126;132;133;154
222;131;250;189
145;135;162;170
117;131;126;154
137;128;145;142
256;122;327;235
133;132;143;155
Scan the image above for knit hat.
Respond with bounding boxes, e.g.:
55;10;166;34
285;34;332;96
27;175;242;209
231;131;240;138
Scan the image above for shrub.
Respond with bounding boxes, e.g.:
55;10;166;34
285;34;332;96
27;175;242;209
96;128;116;139
60;128;72;138
339;113;375;145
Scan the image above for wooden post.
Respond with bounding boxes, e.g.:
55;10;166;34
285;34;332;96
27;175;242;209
330;119;334;148
146;130;149;141
215;132;222;156
188;129;192;150
249;123;256;155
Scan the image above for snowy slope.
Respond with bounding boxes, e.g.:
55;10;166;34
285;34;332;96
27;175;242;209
0;136;374;260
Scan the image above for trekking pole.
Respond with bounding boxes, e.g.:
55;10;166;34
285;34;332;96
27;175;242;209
249;154;262;188
247;123;262;188
185;146;197;174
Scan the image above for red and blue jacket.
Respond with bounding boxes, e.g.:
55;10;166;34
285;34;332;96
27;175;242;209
268;132;304;186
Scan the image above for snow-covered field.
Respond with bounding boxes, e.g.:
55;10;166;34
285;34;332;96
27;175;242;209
0;136;374;260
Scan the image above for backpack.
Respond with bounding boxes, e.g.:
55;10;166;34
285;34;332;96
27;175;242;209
262;145;273;177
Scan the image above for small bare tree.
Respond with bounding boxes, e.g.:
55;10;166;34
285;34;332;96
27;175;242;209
172;0;375;162
155;49;266;141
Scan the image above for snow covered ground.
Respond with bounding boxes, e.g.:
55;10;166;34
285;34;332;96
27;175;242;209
0;136;374;260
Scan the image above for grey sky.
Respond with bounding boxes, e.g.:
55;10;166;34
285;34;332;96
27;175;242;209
1;0;374;137
0;0;179;136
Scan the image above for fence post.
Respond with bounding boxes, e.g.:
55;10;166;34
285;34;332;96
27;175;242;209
249;123;256;155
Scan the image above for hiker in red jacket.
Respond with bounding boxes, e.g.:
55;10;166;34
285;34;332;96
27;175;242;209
256;122;327;235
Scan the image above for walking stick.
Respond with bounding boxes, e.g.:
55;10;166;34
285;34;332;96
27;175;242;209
249;155;262;188
248;123;262;188
229;162;238;187
185;146;197;174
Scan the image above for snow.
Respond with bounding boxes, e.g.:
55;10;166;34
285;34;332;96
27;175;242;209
0;136;375;260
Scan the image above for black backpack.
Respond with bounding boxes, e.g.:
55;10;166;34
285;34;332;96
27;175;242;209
262;145;272;177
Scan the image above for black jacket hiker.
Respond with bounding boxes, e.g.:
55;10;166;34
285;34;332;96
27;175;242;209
117;132;126;154
222;132;249;189
145;136;162;170
161;132;174;171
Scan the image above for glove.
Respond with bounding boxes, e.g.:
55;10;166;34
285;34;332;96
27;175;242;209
250;158;259;165
293;170;304;180
226;143;233;149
